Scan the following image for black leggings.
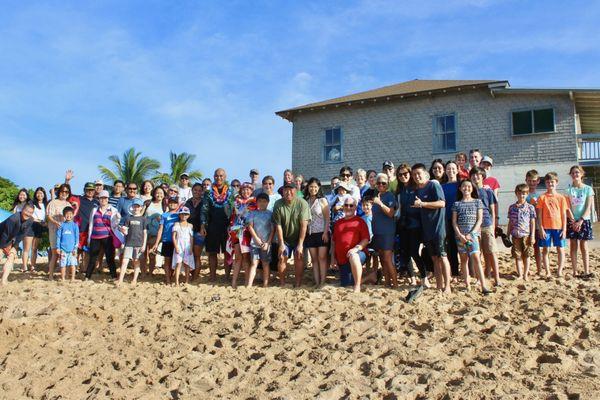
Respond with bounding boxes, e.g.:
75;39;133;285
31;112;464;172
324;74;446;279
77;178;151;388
85;237;116;279
403;228;427;279
445;223;460;276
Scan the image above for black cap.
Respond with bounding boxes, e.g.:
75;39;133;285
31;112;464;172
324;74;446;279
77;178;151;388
256;192;269;201
282;182;295;189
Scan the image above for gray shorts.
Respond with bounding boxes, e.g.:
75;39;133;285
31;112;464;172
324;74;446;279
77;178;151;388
251;246;271;262
123;246;144;260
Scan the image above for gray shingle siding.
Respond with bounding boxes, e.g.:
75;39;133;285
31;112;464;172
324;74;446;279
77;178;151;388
291;89;577;180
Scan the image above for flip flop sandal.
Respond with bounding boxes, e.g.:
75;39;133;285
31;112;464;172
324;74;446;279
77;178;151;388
406;285;424;303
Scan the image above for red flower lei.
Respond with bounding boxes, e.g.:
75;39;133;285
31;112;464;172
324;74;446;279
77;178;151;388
211;184;230;205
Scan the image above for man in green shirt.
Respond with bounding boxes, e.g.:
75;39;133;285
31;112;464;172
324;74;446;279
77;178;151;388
273;182;311;286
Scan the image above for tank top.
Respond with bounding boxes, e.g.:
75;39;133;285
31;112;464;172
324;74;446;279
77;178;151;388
308;197;326;235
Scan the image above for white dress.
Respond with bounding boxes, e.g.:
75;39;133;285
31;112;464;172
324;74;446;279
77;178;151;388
171;223;195;269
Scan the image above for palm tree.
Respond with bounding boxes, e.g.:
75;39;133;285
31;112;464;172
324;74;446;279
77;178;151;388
98;148;161;186
154;151;202;184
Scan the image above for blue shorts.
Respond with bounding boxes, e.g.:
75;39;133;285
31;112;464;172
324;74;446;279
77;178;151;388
281;243;296;258
194;232;205;246
339;251;367;287
538;229;566;248
59;250;78;268
456;232;480;255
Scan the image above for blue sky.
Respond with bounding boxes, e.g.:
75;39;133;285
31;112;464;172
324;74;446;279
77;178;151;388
1;0;599;192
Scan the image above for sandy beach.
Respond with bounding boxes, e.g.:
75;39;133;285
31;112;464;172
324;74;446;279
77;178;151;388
1;249;599;399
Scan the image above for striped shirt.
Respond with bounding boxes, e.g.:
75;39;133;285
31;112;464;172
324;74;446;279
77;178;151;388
91;209;112;239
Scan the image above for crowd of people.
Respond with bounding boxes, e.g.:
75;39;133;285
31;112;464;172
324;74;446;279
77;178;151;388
0;149;596;299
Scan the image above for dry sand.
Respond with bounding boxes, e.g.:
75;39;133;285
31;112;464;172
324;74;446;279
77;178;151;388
1;250;599;399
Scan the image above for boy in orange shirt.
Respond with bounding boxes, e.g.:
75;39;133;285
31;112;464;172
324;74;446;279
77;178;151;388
536;172;568;277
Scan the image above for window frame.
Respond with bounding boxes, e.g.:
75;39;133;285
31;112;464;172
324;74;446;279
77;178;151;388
510;106;556;137
432;112;458;155
322;126;344;164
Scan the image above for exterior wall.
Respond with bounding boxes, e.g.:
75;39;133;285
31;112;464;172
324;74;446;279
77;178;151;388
291;89;578;184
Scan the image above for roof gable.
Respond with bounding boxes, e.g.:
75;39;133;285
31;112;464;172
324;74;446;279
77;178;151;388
276;79;508;121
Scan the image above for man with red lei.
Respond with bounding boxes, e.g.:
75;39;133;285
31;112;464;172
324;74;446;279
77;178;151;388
200;168;235;281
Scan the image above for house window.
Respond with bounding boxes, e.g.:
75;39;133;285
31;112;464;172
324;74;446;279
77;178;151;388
512;108;555;135
433;114;456;153
324;127;342;163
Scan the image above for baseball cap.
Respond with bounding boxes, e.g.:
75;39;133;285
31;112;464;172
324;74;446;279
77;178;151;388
168;196;179;203
382;160;394;169
180;173;189;179
282;182;295;189
132;198;144;207
84;182;95;191
481;156;494;167
178;206;191;214
250;168;259;175
95;179;104;185
98;190;110;198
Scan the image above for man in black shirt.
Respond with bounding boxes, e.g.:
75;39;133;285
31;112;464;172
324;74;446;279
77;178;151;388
1;204;34;285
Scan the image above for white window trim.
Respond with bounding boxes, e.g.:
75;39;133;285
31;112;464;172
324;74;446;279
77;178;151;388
322;126;344;164
432;112;457;154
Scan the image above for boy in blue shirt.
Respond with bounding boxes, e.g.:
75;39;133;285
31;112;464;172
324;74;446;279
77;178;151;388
152;197;180;285
56;206;79;282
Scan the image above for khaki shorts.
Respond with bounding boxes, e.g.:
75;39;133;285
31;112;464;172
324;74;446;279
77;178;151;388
511;237;533;259
480;226;497;254
48;225;58;249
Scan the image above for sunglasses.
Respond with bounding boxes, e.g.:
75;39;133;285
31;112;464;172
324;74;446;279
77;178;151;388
399;172;410;177
127;187;138;191
60;190;70;194
376;182;388;186
343;204;355;208
232;184;240;188
341;174;351;178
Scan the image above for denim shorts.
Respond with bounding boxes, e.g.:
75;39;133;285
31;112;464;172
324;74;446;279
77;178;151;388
339;250;367;287
194;232;205;246
251;246;271;262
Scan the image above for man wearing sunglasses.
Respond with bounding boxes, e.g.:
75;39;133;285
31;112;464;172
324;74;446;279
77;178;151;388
331;197;370;293
117;183;140;225
339;166;360;202
382;161;397;193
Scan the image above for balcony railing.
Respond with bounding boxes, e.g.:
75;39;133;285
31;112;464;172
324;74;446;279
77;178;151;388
578;133;600;164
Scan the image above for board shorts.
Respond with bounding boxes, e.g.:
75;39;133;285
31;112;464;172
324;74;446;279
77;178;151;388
424;235;447;257
193;232;205;246
480;226;497;254
567;219;593;241
59;250;78;268
538;229;566;248
123;246;144;260
161;242;175;258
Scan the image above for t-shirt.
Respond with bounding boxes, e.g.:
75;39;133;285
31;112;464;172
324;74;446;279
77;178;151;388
179;187;193;203
46;199;70;225
248;209;273;246
371;191;397;235
272;198;311;246
388;179;398;194
361;214;373;239
184;198;203;232
416;180;446;242
508;202;536;238
78;196;99;231
124;215;147;247
332;216;370;265
117;196;138;224
267;193;282;212
145;202;164;237
457;167;470;181
398;187;421;230
477;187;497;228
56;221;79;252
536;193;568;230
32;203;46;222
442;182;459;222
108;195;122;209
527;191;540;208
160;212;180;243
483;176;500;192
565;184;595;221
452;199;483;235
